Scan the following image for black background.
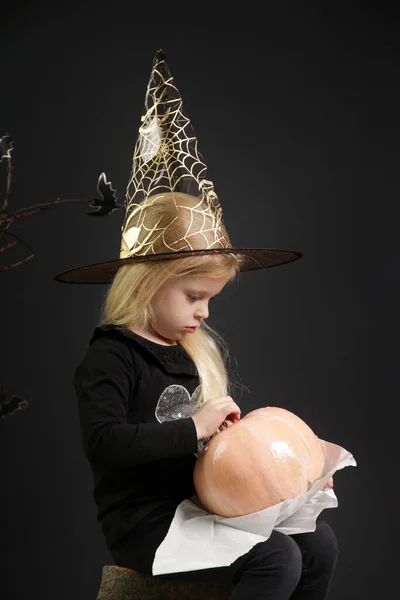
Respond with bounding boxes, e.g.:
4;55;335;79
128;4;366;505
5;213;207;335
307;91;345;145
1;2;399;598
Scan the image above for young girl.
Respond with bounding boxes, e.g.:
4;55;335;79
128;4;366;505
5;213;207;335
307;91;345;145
62;50;339;599
72;191;339;600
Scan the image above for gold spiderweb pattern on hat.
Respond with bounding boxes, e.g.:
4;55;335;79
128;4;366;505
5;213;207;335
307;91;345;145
121;51;230;259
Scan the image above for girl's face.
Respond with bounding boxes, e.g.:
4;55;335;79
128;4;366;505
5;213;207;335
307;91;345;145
149;275;232;345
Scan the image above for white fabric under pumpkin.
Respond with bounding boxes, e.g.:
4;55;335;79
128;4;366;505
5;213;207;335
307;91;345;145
152;439;356;575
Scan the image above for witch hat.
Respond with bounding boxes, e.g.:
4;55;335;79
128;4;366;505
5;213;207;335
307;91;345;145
55;50;301;283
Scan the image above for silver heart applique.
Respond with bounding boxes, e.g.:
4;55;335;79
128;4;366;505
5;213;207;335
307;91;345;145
155;384;210;455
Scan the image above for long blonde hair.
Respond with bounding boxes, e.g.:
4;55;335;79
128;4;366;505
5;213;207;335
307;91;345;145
101;192;247;405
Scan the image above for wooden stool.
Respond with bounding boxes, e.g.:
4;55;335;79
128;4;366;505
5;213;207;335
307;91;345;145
96;565;233;599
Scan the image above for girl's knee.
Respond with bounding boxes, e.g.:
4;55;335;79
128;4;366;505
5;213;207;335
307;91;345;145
314;520;340;563
275;536;303;584
294;519;340;570
239;534;303;585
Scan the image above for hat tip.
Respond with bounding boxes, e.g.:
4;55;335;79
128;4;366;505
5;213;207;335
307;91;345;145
155;48;165;60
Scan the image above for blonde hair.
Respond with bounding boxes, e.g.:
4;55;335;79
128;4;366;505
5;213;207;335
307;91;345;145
101;192;247;405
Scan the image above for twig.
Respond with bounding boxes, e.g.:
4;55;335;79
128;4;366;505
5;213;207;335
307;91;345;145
0;231;35;271
0;254;35;271
0;198;90;271
2;154;13;213
0;157;13;246
13;197;90;219
0;239;17;253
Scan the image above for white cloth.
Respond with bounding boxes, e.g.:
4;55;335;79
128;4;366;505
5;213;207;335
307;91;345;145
152;439;356;575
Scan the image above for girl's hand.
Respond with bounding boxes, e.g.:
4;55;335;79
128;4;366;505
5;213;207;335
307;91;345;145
325;477;334;489
192;396;241;440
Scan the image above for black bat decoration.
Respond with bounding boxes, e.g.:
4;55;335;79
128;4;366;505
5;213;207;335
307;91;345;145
0;134;14;163
87;172;122;216
0;385;30;418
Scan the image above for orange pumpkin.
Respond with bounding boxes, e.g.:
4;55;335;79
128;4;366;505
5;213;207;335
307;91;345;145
193;406;325;517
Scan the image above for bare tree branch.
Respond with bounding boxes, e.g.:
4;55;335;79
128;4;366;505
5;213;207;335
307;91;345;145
3;155;13;212
0;239;17;253
13;197;90;219
0;253;35;272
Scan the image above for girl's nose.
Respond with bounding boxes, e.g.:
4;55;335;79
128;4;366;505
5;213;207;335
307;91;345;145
195;304;209;320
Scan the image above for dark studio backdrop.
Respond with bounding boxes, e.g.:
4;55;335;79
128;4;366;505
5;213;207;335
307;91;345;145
1;2;399;599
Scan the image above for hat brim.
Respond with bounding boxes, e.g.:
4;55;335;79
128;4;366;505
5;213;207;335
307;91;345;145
54;248;302;284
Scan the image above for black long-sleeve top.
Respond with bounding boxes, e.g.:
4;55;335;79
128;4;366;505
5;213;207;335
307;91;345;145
73;324;200;559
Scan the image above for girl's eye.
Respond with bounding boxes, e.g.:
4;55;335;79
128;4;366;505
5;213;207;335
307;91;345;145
187;295;215;302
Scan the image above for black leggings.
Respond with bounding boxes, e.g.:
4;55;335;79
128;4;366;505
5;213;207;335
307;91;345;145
112;518;339;600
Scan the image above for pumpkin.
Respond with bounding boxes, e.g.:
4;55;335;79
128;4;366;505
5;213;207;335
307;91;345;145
193;406;325;517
